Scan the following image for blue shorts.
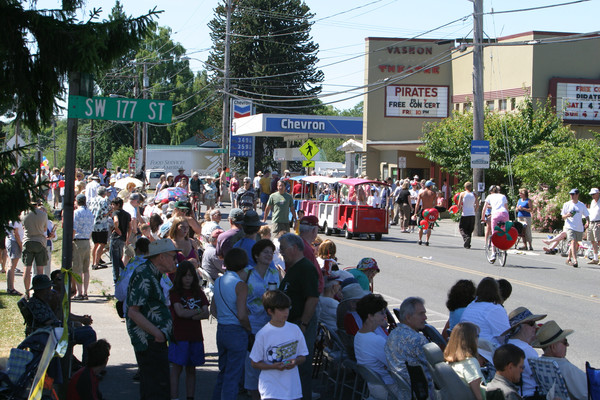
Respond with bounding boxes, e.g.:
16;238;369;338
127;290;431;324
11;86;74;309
168;340;205;366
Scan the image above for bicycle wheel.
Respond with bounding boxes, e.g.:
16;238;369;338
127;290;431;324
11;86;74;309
497;249;507;267
485;243;496;264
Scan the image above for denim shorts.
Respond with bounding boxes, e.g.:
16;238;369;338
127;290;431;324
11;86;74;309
168;340;205;366
6;239;21;259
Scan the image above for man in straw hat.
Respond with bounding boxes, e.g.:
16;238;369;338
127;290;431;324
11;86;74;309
503;307;547;398
533;321;587;400
126;238;181;399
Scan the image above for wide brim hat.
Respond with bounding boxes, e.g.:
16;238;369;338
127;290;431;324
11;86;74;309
32;274;52;291
146;238;182;258
532;320;574;348
501;306;547;336
341;283;370;300
242;210;264;227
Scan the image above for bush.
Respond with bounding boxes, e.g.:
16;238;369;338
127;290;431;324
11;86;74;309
530;190;567;232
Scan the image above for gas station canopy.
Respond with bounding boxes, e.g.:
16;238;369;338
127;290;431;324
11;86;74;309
232;113;363;139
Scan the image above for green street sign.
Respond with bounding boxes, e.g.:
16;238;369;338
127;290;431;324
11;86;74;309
67;95;173;123
213;148;227;154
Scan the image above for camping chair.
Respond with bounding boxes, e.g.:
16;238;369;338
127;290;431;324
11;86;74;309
387;369;413;400
355;363;404;400
528;358;570;400
586;362;600;400
421;325;447;351
318;323;350;400
422;342;476;400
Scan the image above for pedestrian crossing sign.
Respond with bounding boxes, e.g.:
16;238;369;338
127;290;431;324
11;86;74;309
299;139;319;160
302;160;315;168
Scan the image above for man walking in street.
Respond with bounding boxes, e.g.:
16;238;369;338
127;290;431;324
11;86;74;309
587;188;600;264
263;180;296;234
414;180;437;246
561;188;589;268
235;176;257;211
259;171;272;214
458;181;478;249
127;239;179;400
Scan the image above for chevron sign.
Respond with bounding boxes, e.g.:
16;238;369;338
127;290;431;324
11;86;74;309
232;100;252;119
231;99;254;157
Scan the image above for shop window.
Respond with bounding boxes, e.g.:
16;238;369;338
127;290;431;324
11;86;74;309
486;100;495;111
510;98;516;110
499;99;507;111
464;103;471;112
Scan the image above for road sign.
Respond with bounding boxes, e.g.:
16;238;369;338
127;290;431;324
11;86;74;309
470;140;490;169
299;139;319;160
302;160;315;168
230;136;253;157
213;148;227;154
68;95;173;123
398;156;407;169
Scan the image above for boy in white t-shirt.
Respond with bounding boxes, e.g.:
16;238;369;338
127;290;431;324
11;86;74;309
250;290;308;400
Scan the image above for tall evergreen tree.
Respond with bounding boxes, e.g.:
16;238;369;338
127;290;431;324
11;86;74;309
207;0;324;171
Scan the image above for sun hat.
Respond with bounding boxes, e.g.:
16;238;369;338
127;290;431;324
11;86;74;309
229;208;245;223
589;188;599;195
501;306;547;336
356;257;379;272
569;188;580;195
341;283;370;300
166;172;174;178
32;274;52;291
532;320;574;348
242;210;264;227
300;215;319;227
146;238;181;258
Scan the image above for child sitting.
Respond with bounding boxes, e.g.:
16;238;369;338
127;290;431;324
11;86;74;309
250;290;308;400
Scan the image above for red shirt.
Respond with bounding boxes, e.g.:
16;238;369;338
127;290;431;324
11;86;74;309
169;288;209;342
293;182;302;195
67;367;101;400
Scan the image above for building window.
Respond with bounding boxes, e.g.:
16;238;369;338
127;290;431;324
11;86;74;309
486;100;495;111
499;99;507;111
455;103;460;111
464;103;471;112
510;98;516;110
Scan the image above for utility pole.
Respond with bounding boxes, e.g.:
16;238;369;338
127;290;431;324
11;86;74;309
52;118;57;167
221;0;232;169
133;78;139;153
142;62;149;182
473;0;485;236
90;119;94;170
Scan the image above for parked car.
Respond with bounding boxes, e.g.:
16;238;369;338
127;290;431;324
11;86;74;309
146;169;165;190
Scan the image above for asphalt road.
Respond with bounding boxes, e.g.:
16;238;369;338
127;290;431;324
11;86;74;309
326;219;600;368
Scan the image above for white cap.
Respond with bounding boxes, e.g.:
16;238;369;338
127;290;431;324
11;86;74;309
590;188;600;195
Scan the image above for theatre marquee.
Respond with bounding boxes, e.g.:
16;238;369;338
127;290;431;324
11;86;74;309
385;85;449;118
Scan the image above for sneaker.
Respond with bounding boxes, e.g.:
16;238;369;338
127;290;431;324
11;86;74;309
490;254;496;262
425;242;429;246
418;240;422;245
588;259;599;265
311;392;321;400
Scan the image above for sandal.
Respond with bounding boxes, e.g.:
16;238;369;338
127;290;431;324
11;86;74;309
82;295;88;300
73;295;84;300
7;289;22;296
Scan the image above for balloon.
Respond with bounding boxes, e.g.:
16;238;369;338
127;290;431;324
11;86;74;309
449;205;459;214
58;180;65;188
491;221;519;250
419;220;429;230
423;208;439;223
453;192;461;205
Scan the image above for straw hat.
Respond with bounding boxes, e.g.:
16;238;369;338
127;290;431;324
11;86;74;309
532;320;574;348
147;238;181;258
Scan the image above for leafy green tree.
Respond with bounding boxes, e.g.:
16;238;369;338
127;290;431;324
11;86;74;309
419;98;574;190
111;145;135;171
311;101;363;163
208;0;324;172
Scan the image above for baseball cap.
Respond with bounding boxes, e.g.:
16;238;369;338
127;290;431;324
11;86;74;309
129;193;141;201
76;194;86;204
229;208;245;222
425;180;434;188
569;188;580;195
300;215;319;227
174;200;189;210
589;188;599;195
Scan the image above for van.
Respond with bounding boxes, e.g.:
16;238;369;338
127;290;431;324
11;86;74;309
146;169;165;190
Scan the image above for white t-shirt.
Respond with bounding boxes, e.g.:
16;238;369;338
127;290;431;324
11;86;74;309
318;296;339;332
459;301;509;347
6;221;23;242
250;321;308;400
485;193;508;212
123;202;138;220
590;199;600;222
508;338;540;397
354;331;394;385
461;192;476;217
561;200;589;232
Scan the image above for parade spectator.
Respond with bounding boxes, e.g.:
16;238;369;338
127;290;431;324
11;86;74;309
504;307;547;397
263;180;296;234
460;277;510;347
236;176;258;211
316;239;338;275
443;322;486;400
249;290;308;400
203;176;217;212
176;176;188;189
347;257;380;292
233;210;264;265
516;188;533;251
278;233;319;400
201;229;224;281
298;216;324;293
414;180;437;246
244;239;281;399
5;220;23;296
392;182;411;232
318;272;343;332
533;321;587;400
442;279;476;340
486;344;526;400
385;296;435;399
259;171;272;213
561;188;590;268
22;202;48;294
168;217;200;268
110;197;132;283
89;186;111;270
84;175;100;201
216;208;244;258
354;294;396;397
127;239;180;400
165;173;175;188
229;171;239;203
458;181;478;249
168;261;210;400
67;339;111;400
174;167;188;185
587;188;600;264
155;174;166;193
211;248;252;400
73;194;94;300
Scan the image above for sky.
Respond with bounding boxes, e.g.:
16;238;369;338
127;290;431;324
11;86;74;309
36;0;598;111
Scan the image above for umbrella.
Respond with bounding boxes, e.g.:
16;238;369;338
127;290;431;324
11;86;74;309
114;177;144;190
154;187;188;202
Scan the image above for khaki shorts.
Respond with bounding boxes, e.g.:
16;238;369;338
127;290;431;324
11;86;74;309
272;222;291;235
589;221;600;242
566;229;583;242
72;239;91;274
22;241;48;267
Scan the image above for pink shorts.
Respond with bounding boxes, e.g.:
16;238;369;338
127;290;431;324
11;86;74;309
491;210;509;230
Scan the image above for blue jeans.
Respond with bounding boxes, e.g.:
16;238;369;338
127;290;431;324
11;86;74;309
212;324;248;400
73;325;97;364
109;237;125;283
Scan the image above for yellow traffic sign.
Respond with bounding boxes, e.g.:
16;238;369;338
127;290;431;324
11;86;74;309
302;160;315;168
299;139;319;160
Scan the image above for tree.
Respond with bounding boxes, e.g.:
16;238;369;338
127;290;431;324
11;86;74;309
207;0;324;172
419;98;574;192
312;101;364;163
111;145;134;171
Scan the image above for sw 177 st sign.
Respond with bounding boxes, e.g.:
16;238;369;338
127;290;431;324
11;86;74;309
68;95;173;123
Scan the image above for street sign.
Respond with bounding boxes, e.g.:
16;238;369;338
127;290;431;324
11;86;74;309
68;95;173;123
470;140;490;169
299;139;319;160
230;99;254;157
398;156;407;169
213;148;227;154
302;160;315;168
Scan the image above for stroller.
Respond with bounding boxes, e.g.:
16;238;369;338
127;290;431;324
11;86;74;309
0;328;61;400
